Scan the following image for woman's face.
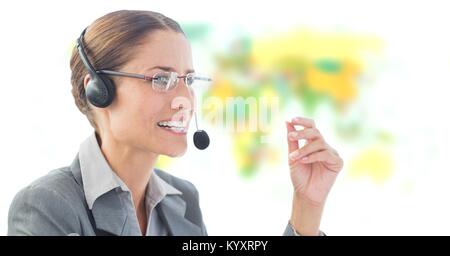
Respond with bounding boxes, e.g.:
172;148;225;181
100;30;195;157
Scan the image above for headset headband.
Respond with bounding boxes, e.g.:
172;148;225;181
76;28;97;76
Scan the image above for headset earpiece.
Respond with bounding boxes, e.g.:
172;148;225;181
85;74;115;108
77;28;116;108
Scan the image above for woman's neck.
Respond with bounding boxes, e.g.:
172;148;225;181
96;132;158;215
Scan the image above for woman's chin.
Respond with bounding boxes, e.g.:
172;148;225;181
159;144;187;157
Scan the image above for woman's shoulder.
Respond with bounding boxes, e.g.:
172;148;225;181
8;166;86;235
23;166;83;202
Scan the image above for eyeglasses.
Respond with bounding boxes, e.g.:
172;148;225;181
97;69;212;92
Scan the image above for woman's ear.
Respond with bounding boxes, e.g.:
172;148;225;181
83;74;91;90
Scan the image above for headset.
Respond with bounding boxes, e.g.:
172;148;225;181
76;28;115;108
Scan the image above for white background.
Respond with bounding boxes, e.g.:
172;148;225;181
1;0;450;235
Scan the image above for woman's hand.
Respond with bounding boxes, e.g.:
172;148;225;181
286;117;343;235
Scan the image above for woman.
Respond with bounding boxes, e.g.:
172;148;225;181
7;10;343;236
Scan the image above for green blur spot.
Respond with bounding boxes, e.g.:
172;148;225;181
180;23;210;41
315;59;342;73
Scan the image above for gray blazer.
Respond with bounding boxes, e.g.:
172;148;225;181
8;155;296;236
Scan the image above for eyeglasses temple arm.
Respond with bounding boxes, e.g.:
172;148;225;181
97;70;149;80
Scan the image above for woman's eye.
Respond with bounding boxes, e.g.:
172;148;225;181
185;74;197;86
154;75;169;86
156;76;168;83
151;75;170;91
186;77;194;86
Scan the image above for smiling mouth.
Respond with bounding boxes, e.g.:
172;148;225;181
157;120;188;134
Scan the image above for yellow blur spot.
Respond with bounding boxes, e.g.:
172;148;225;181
251;29;382;70
209;79;235;100
348;146;394;184
260;86;279;105
306;60;359;103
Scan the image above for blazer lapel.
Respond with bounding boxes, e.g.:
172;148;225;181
90;192;128;236
70;155;127;236
156;195;202;236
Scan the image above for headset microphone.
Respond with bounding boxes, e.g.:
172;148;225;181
193;111;210;150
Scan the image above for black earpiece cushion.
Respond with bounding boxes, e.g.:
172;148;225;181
86;74;116;108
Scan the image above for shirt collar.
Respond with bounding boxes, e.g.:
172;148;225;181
79;133;181;210
146;170;182;203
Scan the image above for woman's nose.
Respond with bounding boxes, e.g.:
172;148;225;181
170;96;194;123
171;93;194;111
172;80;195;107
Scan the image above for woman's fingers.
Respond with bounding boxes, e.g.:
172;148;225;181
286;116;343;172
299;150;333;163
286;121;299;153
289;139;328;161
299;149;343;172
291;117;315;128
288;128;322;141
